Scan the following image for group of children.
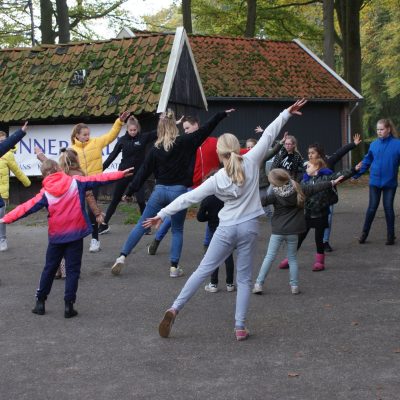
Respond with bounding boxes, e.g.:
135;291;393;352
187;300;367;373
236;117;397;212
0;103;398;342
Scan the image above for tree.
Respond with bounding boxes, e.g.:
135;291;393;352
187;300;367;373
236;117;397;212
322;0;334;68
245;0;257;38
182;0;193;33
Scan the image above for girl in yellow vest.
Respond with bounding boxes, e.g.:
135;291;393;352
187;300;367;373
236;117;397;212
71;111;130;252
0;131;31;251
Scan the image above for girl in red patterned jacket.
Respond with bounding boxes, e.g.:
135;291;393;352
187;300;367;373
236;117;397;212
0;159;132;318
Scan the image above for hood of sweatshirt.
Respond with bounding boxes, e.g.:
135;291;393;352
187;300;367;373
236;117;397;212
42;171;73;197
214;169;243;199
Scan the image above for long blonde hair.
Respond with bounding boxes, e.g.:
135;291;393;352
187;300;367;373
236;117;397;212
217;133;245;186
155;109;178;152
59;148;84;175
268;168;305;208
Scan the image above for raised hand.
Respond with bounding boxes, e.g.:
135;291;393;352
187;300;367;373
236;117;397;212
34;145;43;155
254;125;263;134
143;215;162;229
119;111;130;122
176;115;185;125
225;109;235;115
353;133;362;146
280;131;289;144
287;99;307;115
21;121;29;132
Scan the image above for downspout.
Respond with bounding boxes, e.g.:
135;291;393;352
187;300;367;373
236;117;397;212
347;101;359;166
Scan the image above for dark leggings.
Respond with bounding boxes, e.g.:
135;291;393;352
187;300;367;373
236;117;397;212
88;187;99;240
362;185;396;236
104;176;146;224
297;226;325;254
210;254;235;285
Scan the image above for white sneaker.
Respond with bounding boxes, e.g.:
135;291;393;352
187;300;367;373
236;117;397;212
204;283;218;293
169;266;184;278
291;286;300;295
0;239;8;252
89;239;100;252
226;284;235;292
252;283;263;294
111;255;126;275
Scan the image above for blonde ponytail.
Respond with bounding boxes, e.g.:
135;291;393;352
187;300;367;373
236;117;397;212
217;134;245;186
155;109;179;151
292;179;305;208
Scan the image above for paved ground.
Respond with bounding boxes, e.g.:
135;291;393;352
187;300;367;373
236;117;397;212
0;181;399;400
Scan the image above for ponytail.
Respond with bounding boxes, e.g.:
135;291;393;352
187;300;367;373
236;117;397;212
292;179;305;208
59;148;83;175
217;134;245;186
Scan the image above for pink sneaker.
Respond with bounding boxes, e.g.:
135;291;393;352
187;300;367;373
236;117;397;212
159;308;177;338
278;258;289;269
235;328;250;341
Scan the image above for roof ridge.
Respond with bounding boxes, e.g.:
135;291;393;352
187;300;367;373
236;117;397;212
188;33;293;44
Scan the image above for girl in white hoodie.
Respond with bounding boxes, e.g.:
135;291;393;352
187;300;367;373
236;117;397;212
144;99;307;341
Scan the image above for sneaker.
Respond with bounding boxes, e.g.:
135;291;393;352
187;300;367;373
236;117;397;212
147;239;160;255
235;327;250;341
252;283;263;295
226;284;235;292
159;308;177;338
169;266;184;278
89;239;100;252
323;242;333;252
111;255;126;276
205;283;218;293
0;239;8;252
358;232;368;244
291;286;300;295
98;223;109;235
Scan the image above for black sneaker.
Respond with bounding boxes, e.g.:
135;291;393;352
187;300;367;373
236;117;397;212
98;223;109;235
323;242;333;252
359;232;368;244
147;239;160;255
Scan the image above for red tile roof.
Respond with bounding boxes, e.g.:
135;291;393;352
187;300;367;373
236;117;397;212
188;35;359;101
0;32;359;123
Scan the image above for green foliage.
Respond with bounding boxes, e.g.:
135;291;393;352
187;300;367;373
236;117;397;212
361;0;400;135
118;203;141;225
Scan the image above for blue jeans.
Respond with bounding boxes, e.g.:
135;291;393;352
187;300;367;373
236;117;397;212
323;205;334;243
156;218;211;246
256;234;299;287
363;186;397;236
172;218;259;328
121;185;187;263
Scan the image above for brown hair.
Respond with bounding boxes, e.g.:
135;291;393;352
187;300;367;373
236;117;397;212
0;131;6;139
71;123;89;145
217;133;245;186
182;116;200;125
59;148;83;175
268;168;305;208
377;118;398;137
246;138;257;147
40;159;60;177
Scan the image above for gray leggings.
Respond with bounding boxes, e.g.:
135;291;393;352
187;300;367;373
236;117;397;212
0;205;5;240
172;218;259;328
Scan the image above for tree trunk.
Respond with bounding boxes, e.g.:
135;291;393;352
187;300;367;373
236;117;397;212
335;0;363;159
56;0;70;43
245;0;257;38
322;0;335;69
182;0;192;34
40;0;55;44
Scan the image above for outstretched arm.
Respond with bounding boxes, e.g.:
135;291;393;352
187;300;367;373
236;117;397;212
0;122;28;157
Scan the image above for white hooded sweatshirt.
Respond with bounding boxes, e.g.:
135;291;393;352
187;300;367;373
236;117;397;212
157;109;291;227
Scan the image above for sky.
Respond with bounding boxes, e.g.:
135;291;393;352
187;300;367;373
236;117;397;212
98;0;176;38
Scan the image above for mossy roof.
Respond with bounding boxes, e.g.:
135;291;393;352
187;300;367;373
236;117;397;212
0;32;359;123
